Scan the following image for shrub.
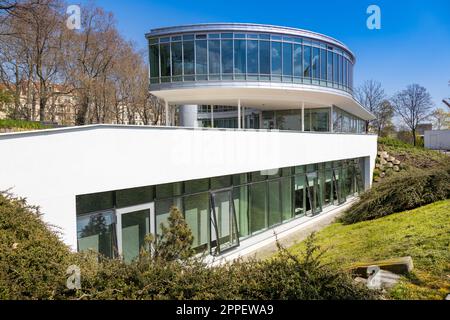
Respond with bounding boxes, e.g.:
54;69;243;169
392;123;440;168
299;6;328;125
340;166;450;224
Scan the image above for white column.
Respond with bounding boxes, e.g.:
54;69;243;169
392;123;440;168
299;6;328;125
179;105;198;127
301;101;305;132
211;105;214;128
165;100;169;126
237;99;241;129
330;105;334;132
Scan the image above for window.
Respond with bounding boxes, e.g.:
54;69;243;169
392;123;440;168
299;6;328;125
184;193;209;251
327;51;333;81
156;182;183;199
149;45;159;78
259;41;270;75
183;41;195;75
221;40;233;74
184;178;209;194
76;191;114;215
339;55;343;85
294;175;305;216
312;47;320;79
208;40;220;75
247;40;258;74
234;39;246;74
293;44;302;77
268;180;281;227
233;186;249;237
211;175;231;190
303;45;311;78
116;186;154;208
271;41;282;75
333;53;338;83
77;210;116;258
196;40;207;77
282;42;293;76
171;42;182;76
281;177;293;221
320;49;326;80
250;182;267;234
310;108;330;132
160;43;171;77
275;109;302;131
155;198;182;237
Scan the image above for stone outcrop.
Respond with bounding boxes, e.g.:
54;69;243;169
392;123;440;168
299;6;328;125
374;150;404;182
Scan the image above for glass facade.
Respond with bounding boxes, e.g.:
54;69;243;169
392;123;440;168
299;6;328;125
76;158;366;259
149;32;354;93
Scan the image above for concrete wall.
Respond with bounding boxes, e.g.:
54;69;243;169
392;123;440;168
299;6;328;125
0;125;377;250
424;130;450;150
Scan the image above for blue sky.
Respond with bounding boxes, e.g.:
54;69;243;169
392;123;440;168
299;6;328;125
80;0;450;108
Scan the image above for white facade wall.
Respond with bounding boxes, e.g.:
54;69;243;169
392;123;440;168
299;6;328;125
0;125;377;250
424;130;450;150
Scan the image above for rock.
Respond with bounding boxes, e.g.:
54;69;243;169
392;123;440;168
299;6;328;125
446;294;450;301
387;162;394;168
367;269;401;290
381;152;389;159
377;151;383;156
388;156;396;162
375;163;380;169
350;256;414;277
393;166;400;172
380;172;386;178
12;243;19;249
380;159;388;165
393;160;401;165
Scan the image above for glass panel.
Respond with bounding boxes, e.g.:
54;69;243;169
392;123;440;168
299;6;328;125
184;178;209;194
77;210;116;258
211;191;239;254
294;175;305;216
250;182;267;234
233;173;248;186
196;40;207;76
333;53;338;83
271;41;282;75
320;49;326;80
221;40;233;74
282;43;292;76
293;44;302;77
303;46;311;78
339;55;343;85
310;108;330;132
327;51;333;81
312;47;320;79
171;42;182;76
155;198;182;237
116;186;154;208
121;210;149;263
155;182;183;199
247;40;258;74
251;171;267;182
149;45;159;78
208;40;220;74
234;39;246;74
210;175;231;190
183;41;195;75
184;193;209;251
276;109;302;131
259;40;270;75
268;180;281;227
281;177;293;221
160;43;170;77
76;192;114;215
324;169;333;207
233;186;249;237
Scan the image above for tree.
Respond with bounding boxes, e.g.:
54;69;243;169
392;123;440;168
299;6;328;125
375;100;395;136
355;80;386;133
430;108;450;130
391;84;434;146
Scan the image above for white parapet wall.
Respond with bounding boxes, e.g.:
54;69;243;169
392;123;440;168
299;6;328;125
424;130;450;151
0;125;377;249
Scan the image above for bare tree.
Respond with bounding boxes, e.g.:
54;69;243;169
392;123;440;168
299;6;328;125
430;108;450;130
374;100;394;136
391;84;434;146
355;80;386;133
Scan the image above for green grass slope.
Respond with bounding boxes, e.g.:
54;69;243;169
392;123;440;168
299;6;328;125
289;200;450;300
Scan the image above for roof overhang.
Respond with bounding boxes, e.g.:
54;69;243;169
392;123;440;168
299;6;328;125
150;82;375;121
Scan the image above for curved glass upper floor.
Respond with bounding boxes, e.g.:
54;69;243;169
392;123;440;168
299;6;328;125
147;23;355;94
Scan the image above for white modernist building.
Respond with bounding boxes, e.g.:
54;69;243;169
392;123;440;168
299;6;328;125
0;24;377;262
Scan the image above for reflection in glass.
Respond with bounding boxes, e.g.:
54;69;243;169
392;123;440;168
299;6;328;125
312;47;320;79
293;44;302;77
183;41;194;75
268;180;281;227
271;42;282;75
184;193;209;251
171;42;182;76
221;40;233;74
247;40;258;74
234;39;246;74
150;45;159;78
250;182;267;233
160;43;170;77
121;210;149;263
196;40;207;76
77;211;116;258
208;40;220;74
282;43;292;76
303;46;311;77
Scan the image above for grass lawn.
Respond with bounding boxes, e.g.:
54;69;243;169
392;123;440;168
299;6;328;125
288;200;450;300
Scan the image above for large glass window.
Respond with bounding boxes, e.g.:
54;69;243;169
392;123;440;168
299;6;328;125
271;41;282;75
234;39;246;74
196;40;207;77
233;186;249;237
149;45;159;78
312;47;320;79
310;108;330;132
221;40;233;74
160;43;171;77
184;193;209;251
76;192;114;215
293;44;302;77
247;40;258;74
77;210;116;258
327;51;333;81
320;49;326;80
208;40;220;75
171;42;182;76
281;177;293;221
116;186;153;208
183;41;195;75
294;175;305;216
282;43;293;76
276;109;302;131
303;45;311;78
268;180;281;227
333;53;338;83
250;182;267;234
259;41;270;75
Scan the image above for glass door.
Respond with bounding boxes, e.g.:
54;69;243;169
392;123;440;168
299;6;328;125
116;203;154;263
210;190;239;255
305;172;322;216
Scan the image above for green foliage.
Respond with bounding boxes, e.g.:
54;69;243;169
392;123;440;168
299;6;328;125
0;192;377;300
289;200;450;300
340;166;450;224
0;119;51;130
0;90;13;104
150;206;195;262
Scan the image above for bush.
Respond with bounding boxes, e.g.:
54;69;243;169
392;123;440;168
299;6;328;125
0;192;378;300
0;119;51;130
340;166;450;224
